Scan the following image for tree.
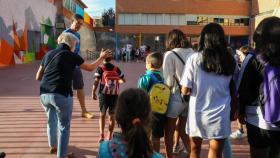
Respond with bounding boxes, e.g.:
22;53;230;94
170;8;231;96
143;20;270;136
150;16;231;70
102;8;115;27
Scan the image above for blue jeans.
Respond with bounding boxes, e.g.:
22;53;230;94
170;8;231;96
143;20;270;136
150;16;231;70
223;138;232;158
40;93;73;158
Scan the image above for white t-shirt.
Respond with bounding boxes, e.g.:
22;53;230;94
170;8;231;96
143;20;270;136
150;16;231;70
180;52;231;139
163;48;194;93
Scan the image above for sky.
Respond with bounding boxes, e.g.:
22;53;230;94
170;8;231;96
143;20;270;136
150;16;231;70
82;0;115;17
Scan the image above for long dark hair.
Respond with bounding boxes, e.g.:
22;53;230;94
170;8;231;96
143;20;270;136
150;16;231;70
166;29;191;50
253;16;280;66
115;88;153;158
198;23;235;76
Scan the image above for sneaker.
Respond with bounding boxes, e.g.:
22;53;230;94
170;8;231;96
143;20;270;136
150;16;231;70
81;111;94;119
99;134;105;143
173;144;184;154
230;129;246;139
49;147;57;154
67;153;74;158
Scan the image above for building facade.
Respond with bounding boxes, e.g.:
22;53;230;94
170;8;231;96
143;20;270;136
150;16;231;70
0;0;96;67
116;0;251;50
250;0;280;40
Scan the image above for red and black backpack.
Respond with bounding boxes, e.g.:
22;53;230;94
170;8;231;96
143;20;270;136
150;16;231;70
100;65;120;95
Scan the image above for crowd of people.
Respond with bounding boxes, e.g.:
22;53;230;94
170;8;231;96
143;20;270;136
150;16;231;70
36;13;280;158
115;44;151;62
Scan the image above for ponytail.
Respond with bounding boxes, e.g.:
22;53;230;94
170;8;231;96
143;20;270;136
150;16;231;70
115;88;153;158
126;123;153;158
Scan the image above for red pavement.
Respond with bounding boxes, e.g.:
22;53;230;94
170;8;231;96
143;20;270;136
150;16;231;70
0;61;250;158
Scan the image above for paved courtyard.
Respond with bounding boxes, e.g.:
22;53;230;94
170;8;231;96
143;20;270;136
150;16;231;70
0;61;249;158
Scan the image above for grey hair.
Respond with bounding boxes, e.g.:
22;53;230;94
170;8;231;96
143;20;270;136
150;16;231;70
57;32;79;49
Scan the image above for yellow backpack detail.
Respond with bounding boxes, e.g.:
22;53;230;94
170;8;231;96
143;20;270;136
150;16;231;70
149;83;171;114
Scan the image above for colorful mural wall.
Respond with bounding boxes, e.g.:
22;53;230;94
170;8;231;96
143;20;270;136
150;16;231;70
0;0;56;67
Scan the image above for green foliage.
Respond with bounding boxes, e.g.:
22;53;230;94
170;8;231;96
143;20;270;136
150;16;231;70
102;8;115;27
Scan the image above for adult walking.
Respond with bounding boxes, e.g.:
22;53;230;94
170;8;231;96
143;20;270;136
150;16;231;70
36;32;111;158
64;14;93;119
239;16;280;158
163;29;194;158
181;23;236;158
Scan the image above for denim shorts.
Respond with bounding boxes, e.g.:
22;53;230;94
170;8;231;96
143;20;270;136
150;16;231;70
166;91;188;118
72;68;84;89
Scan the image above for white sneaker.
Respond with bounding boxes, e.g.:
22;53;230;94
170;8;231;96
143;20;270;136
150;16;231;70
230;129;246;139
173;144;184;154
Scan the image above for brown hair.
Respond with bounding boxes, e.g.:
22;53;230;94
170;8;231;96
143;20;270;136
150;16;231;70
115;88;153;158
166;29;191;50
146;52;163;69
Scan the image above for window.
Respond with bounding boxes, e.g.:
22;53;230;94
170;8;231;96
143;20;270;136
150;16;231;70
132;14;140;25
219;18;224;25
234;19;240;25
229;19;235;26
118;14;125;25
179;15;186;25
213;18;218;23
125;14;133;24
224;19;229;26
164;14;171;25
141;14;148;25
171;14;179;25
156;14;163;25
148;14;156;25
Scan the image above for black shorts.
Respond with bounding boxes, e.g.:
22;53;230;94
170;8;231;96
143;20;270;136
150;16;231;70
152;113;166;138
246;123;280;148
72;68;84;89
99;93;118;115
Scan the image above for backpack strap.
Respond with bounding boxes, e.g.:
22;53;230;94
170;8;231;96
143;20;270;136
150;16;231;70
236;54;253;90
171;50;185;87
147;73;163;92
171;50;185;65
43;50;67;73
100;65;107;72
149;73;163;83
100;65;117;72
112;66;118;72
171;50;188;103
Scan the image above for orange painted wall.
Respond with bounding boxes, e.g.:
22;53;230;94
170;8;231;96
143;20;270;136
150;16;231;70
117;0;250;15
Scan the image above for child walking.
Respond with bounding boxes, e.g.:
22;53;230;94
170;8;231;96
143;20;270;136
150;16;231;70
98;88;163;158
92;56;125;143
138;52;166;152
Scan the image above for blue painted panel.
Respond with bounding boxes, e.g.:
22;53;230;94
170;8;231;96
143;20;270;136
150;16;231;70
75;5;84;17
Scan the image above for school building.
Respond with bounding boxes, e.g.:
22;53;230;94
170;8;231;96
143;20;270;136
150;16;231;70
115;0;251;50
115;0;280;50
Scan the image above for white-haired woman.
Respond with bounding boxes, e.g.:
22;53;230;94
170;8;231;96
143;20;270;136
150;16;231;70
36;32;111;158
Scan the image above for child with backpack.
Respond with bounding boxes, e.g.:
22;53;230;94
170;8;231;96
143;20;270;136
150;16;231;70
98;88;163;158
92;56;125;143
138;52;169;152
